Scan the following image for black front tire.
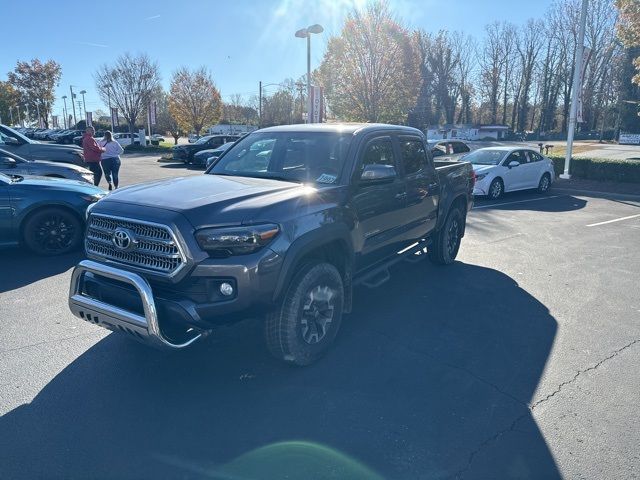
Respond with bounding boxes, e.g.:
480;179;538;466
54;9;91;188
22;208;82;256
428;206;464;265
488;178;503;200
265;262;344;366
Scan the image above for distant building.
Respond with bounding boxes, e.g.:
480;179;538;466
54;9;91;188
426;124;509;141
208;123;258;135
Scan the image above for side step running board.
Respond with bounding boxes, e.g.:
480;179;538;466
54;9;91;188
360;269;391;289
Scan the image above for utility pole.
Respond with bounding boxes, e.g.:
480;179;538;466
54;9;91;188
36;102;41;128
106;84;114;132
62;95;68;129
80;90;87;124
561;0;588;179
296;81;305;122
70;86;77;127
258;81;262;128
306;34;311;124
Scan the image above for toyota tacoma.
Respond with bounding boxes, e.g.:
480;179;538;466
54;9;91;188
68;124;474;365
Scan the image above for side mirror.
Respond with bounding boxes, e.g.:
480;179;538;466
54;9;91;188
507;160;520;168
0;157;17;168
360;164;397;184
4;136;21;146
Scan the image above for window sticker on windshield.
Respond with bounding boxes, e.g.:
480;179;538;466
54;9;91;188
316;173;337;184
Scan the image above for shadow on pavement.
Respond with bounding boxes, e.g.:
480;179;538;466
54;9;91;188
0;260;560;479
474;191;587;213
0;248;83;293
160;162;206;171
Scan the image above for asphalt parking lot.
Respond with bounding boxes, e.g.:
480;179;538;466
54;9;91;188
1;155;639;479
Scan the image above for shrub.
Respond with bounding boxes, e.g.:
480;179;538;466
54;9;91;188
550;156;640;183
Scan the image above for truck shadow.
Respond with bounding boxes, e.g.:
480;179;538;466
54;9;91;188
0;260;559;479
473;191;587;212
0;248;83;293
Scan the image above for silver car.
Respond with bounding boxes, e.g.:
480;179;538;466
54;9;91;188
0;148;94;184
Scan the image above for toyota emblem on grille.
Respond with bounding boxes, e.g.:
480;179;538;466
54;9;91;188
112;228;137;251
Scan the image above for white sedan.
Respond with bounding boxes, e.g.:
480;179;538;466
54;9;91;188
463;147;555;200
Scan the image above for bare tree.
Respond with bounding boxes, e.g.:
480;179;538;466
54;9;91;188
94;53;161;137
480;22;505;124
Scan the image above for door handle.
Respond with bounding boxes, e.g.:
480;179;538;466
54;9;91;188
395;192;407;200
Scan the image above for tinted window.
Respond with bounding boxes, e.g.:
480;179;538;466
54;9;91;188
529;151;543;162
505;150;528;165
361;137;395;169
431;145;446;157
452;142;470;154
399;137;426;175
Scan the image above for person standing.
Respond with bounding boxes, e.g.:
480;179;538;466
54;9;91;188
82;127;105;186
98;131;124;191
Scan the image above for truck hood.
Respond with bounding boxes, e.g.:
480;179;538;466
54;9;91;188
101;174;306;225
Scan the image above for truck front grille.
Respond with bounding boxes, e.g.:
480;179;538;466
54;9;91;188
85;214;186;275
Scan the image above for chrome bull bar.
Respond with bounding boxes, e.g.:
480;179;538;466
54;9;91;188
68;259;203;349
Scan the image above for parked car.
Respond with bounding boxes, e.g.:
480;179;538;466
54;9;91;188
73;130;105;146
68;123;474;365
0;148;94;183
0;124;85;166
427;139;471;161
172;135;240;163
33;129;53;140
150;134;165;142
113;132;145;147
465;147;555;199
188;133;200;143
193;141;235;167
0;172;105;255
55;130;84;144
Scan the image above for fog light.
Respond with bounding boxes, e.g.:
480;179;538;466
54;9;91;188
220;282;234;296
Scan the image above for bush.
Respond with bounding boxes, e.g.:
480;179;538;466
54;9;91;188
123;143;171;154
550;156;640;183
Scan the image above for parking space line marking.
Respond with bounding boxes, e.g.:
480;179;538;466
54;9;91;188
473;195;564;210
586;213;640;227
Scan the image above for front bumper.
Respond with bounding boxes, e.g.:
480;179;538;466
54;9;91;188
69;260;204;349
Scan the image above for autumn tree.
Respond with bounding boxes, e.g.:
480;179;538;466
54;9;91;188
169;67;222;135
7;59;62;128
318;1;420;123
153;89;181;144
616;0;640;83
0;81;20;125
94;53;161;137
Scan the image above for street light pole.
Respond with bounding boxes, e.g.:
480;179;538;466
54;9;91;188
259;81;262;128
561;0;588;180
70;86;77;127
106;84;114;132
80;90;87;124
62;95;68;129
295;24;323;124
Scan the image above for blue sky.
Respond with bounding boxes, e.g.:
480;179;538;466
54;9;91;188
1;0;553;119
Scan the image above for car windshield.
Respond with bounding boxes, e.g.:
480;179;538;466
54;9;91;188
209;131;353;184
195;136;213;145
0;125;33;145
463;149;506;165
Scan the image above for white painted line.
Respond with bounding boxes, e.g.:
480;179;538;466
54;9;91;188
586;213;640;227
473;195;564;210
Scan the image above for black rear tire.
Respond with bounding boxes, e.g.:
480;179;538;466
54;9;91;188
23;207;82;256
265;262;344;366
428;206;464;265
537;173;551;193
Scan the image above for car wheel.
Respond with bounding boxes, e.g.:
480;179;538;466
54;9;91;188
537;173;551;193
488;178;503;200
428;206;464;265
265;262;344;366
23;207;82;256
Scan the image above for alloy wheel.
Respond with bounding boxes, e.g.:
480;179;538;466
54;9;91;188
301;285;336;344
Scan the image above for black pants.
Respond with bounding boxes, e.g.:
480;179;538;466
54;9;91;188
86;162;103;186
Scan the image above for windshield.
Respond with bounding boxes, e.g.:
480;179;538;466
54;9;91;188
463;149;506;165
209;132;353;184
0;125;32;145
195;136;213;145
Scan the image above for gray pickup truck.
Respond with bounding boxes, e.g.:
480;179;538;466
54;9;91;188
68;124;474;365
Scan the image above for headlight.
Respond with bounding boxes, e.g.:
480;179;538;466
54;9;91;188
81;193;105;203
195;224;280;257
476;173;489;181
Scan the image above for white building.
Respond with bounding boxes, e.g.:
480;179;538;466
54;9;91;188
426;124;509;141
208;124;258;135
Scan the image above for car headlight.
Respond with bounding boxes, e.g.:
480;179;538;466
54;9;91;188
476;173;489;181
81;193;105;203
195;224;280;257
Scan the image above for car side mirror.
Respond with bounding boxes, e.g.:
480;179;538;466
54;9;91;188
507;160;520;168
360;164;397;184
4;136;21;146
0;157;17;168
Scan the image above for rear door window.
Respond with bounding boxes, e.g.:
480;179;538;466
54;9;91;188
399;137;427;175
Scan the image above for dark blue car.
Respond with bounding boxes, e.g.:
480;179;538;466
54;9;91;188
0;172;105;255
